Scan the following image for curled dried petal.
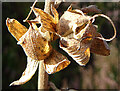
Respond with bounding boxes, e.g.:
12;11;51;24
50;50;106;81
60;38;90;66
59;24;97;66
81;5;101;13
17;24;52;61
91;14;116;41
32;7;58;33
10;57;39;86
91;32;110;56
57;9;90;37
6;18;27;41
44;49;70;74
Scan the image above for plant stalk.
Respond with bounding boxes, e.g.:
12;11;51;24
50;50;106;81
38;0;52;90
38;60;49;90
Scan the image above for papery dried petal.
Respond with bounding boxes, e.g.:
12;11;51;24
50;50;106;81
17;24;52;61
6;18;27;41
44;49;70;74
78;24;97;40
81;5;101;13
59;25;97;66
10;57;39;86
57;9;90;37
32;7;57;33
90;32;110;56
75;48;90;66
60;38;91;66
51;5;59;24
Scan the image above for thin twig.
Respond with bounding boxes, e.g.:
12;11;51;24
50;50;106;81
23;0;38;22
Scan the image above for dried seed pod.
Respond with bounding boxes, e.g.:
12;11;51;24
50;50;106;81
56;7;91;37
59;24;97;66
17;23;52;61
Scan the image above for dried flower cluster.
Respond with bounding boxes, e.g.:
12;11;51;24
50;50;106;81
6;2;116;86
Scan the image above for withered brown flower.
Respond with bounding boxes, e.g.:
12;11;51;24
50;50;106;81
6;13;70;86
6;4;116;86
32;5;116;66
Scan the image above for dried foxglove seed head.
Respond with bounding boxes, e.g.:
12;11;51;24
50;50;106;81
17;23;52;61
56;5;116;42
56;8;91;37
59;24;97;66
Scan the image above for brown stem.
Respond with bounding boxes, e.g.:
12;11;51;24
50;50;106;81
38;0;52;90
38;60;49;90
44;0;53;13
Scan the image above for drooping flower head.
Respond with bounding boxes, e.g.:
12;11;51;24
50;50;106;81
6;2;116;86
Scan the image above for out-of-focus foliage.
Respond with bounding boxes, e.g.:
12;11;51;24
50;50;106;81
2;2;120;90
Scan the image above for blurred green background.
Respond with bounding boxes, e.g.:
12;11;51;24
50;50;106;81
2;2;120;90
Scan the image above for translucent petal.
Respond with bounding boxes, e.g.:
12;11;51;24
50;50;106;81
6;18;27;41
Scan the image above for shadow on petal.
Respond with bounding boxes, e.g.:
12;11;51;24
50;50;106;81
90;32;110;56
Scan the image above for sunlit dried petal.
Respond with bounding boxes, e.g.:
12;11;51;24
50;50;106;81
9;57;39;86
6;18;27;41
75;48;90;66
59;24;97;66
90;32;110;56
44;49;70;74
60;37;91;66
51;5;59;24
32;7;57;33
79;24;97;40
17;24;52;61
39;26;51;41
56;8;90;37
